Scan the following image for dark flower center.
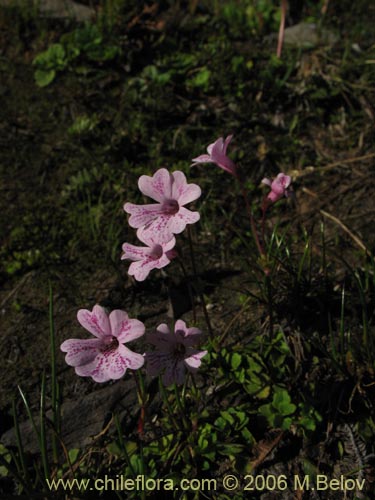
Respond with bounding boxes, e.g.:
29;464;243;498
149;244;163;260
162;199;179;215
173;342;186;360
101;336;119;353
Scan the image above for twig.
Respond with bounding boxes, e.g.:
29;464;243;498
320;210;372;257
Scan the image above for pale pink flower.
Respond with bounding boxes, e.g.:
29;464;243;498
121;228;177;282
191;135;237;176
145;320;207;386
124;168;201;243
262;172;291;203
60;305;145;383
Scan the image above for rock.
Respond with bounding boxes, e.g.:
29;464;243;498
0;0;95;22
282;22;338;48
1;380;138;455
266;22;338;49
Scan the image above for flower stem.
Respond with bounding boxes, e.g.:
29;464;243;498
173;384;190;431
277;0;287;58
158;378;180;431
240;185;265;257
187;226;214;340
133;370;146;436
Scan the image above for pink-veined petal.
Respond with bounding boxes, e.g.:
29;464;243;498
75;345;144;382
60;338;103;367
77;305;111;339
109;310;145;342
105;344;144;375
127;258;158;281
124;203;165;229
147;324;175;347
171;172;202;205
121;242;150;262
146;351;173;376
276;173;291;188
191;154;213;165
139;215;174;244
163;360;186;386
154;253;172;270
174;319;188;335
184;350;208;370
138;168;172;202
168;207;200;235
74;356;111;383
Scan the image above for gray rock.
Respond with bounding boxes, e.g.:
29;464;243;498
1;380;138;456
0;0;95;22
267;22;338;49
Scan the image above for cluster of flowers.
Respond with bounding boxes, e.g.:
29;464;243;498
122;168;201;281
192;135;291;203
61;306;206;386
61;169;205;386
60;136;291;386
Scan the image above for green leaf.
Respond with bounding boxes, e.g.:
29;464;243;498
34;69;56;87
0;444;11;477
188;68;211;90
231;353;242;370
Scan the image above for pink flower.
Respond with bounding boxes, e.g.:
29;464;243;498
191;135;237;177
60;305;145;383
145;320;207;386
262;173;291;203
124;168;201;244
121;228;177;282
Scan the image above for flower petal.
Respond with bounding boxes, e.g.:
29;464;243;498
184;350;208;370
171;171;201;205
223;135;233;154
174;319;188;335
77;305;111;339
147;324;174;347
121;242;150;262
75;345;144;382
168;207;200;235
124;203;165;229
138;168;172;202
109;310;145;342
138;215;174;244
127;258;158;281
60;338;103;367
145;351;173;376
163;360;186;386
74;356;111;383
191;154;213;165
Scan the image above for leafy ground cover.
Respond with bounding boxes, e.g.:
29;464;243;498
0;0;375;498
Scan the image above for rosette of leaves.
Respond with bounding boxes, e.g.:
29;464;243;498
33;24;121;87
33;43;69;87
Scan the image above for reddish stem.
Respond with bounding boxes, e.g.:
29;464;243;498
277;0;287;58
240;185;264;257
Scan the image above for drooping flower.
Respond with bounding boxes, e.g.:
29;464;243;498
121;227;177;282
262;172;291;203
145;320;207;386
60;305;145;383
191;135;237;177
124;168;201;244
